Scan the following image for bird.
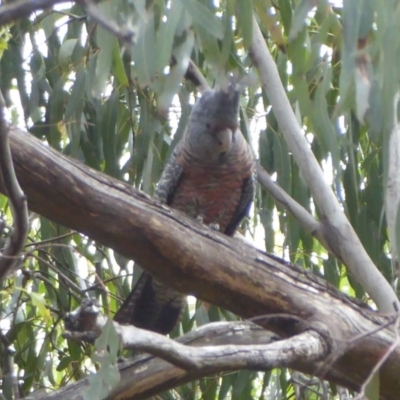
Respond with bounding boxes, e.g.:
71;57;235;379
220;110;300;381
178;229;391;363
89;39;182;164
114;80;255;334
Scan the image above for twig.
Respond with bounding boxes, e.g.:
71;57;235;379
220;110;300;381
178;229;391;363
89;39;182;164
25;231;76;247
25;251;85;296
78;0;135;45
0;0;69;26
0;92;29;279
255;164;333;247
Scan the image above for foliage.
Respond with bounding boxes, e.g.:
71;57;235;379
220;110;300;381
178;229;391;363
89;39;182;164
0;0;397;398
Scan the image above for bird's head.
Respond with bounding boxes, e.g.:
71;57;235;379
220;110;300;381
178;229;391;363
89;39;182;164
185;82;241;162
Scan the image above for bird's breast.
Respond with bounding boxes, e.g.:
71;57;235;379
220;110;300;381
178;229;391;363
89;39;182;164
170;166;248;232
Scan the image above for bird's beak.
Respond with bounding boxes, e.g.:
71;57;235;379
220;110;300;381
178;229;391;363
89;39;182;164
216;128;233;153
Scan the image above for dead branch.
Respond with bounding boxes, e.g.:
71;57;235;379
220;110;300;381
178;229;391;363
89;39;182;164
63;299;327;371
35;319;279;400
0;94;29;278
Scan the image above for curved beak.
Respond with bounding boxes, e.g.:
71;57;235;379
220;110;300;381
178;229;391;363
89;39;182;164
216;128;233;153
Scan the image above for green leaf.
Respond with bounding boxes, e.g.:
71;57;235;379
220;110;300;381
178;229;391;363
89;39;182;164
94;28;116;96
218;375;233;400
289;0;316;41
355;65;371;123
365;371;380;400
0;26;11;59
236;0;254;48
29;292;51;322
220;6;234;67
57;356;72;372
288;28;311;76
112;42;128;87
64;68;86;121
278;0;293;36
85;318;120;399
339;0;362;106
94;317;121;359
311;63;340;170
358;0;375;38
59;39;78;72
158;30;194;113
395;204;400;282
323;257;340;287
142;139;155;194
155;0;184;72
100;90;120;177
48;78;67;148
232;371;256;399
366;79;384;142
183;0;224;39
134;12;158;87
194;302;210;326
196;24;221;66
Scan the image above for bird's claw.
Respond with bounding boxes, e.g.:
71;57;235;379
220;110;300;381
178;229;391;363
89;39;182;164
196;214;205;224
209;222;220;231
196;214;220;231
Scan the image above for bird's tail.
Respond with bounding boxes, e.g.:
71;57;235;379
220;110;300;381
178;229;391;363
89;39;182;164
113;272;186;334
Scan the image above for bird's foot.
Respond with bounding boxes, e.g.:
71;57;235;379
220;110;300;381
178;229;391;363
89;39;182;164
196;214;205;224
63;298;104;343
196;214;220;231
208;222;220;231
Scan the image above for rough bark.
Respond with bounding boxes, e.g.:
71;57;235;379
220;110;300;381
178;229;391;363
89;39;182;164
1;128;400;400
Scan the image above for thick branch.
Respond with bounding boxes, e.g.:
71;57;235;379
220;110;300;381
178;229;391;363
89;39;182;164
37;320;279;400
249;16;399;313
1;128;400;399
63;299;326;371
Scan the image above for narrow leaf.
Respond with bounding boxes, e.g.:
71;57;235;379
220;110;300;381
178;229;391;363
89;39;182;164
289;0;316;41
184;0;224;39
236;0;254;48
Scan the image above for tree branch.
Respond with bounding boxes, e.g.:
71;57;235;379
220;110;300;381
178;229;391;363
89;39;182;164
385;93;400;276
0;94;29;279
255;164;331;248
36;318;279;400
63;299;326;371
1;128;400;399
186;60;209;91
249;15;399;313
